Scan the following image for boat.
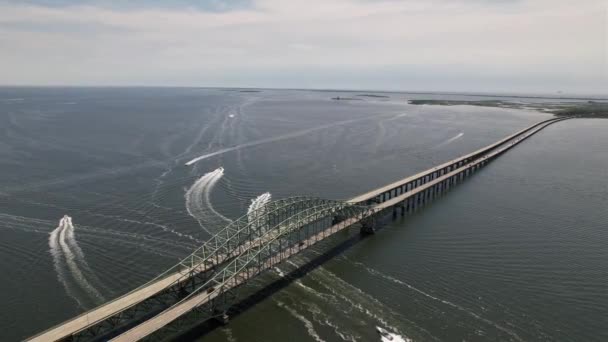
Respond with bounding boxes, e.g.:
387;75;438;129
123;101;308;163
376;326;393;341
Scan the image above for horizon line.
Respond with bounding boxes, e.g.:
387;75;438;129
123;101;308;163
1;84;606;100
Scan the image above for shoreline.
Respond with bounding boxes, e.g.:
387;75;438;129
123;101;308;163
408;99;608;118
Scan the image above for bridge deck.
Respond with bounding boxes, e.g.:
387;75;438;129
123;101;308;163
28;205;336;341
376;118;566;211
27;234;283;341
27;117;566;342
27;270;188;342
348;117;559;203
111;117;564;340
111;216;364;341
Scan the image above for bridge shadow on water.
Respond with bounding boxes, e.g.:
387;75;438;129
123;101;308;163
174;226;384;341
171;191;447;340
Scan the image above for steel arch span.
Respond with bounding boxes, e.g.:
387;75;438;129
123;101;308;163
112;197;372;341
27;118;570;342
58;197;371;341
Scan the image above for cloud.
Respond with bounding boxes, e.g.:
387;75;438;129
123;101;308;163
0;0;253;12
0;0;605;93
0;19;127;35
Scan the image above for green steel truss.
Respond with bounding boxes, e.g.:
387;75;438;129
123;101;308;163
64;197;370;341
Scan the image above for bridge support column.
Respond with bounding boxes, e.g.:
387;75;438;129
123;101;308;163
360;217;376;235
213;312;230;325
332;214;346;225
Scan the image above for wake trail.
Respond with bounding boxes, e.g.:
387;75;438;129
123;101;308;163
49;217;85;309
221;327;237;342
272;264;359;342
297;300;359;342
434;132;464;149
57;216;105;302
50;216;104;307
276;300;326;342
285;260;424;341
185;167;231;234
375;112;410;149
3;160;164;194
353;261;523;341
380;329;410;342
63;216;112;294
3;211;195;253
150;109;222;207
86;211;201;244
273;266;286;278
247;192;271;231
185;115;387;166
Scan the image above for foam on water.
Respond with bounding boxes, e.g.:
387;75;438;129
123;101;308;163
185;115;389;166
353;261;523;341
276;300;326;342
284;259;431;341
185;167;231;234
49;215;104;307
49;217;85;308
299;301;358;342
221;327;237;342
247;192;271;231
433;132;464;149
273;266;285;278
379;328;410;342
247;192;272;216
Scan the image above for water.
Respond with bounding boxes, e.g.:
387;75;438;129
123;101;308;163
0;87;606;341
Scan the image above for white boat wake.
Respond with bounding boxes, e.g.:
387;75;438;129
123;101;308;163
354;260;523;341
283;259;420;342
377;326;411;342
247;192;271;231
185;115;385;166
276;300;326;342
49;215;105;308
434;132;464;149
185;167;231;234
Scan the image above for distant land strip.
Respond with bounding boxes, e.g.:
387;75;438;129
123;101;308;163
408;99;608;118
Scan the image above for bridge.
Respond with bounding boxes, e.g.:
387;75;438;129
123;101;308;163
27;117;568;341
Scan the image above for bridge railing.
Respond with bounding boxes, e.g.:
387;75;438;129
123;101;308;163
113;201;371;340
26;197;344;341
348;117;562;205
29;117;570;342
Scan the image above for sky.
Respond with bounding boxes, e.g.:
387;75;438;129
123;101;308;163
0;0;606;94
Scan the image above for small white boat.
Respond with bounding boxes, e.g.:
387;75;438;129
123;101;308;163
376;326;394;341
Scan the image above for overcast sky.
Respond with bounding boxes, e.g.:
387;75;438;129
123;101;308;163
0;0;606;94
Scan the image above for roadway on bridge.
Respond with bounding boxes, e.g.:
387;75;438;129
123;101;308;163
110;117;567;341
27;117;567;342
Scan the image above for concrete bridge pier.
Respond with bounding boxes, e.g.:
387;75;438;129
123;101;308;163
332;214;346;225
212;312;230;325
360;216;377;235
